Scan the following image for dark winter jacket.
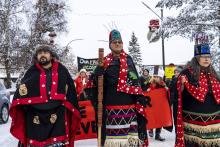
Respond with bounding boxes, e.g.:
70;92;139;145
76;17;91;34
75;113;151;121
169;75;178;105
139;75;151;91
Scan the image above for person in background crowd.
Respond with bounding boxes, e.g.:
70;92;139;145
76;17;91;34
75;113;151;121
147;67;167;142
175;40;220;146
10;45;80;147
74;68;88;100
139;69;151;91
169;66;183;135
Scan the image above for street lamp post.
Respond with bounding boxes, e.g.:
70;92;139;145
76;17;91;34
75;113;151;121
64;39;84;51
161;8;165;71
142;2;166;71
97;39;108;43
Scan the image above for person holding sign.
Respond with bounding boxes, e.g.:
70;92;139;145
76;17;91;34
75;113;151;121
175;35;220;147
10;45;80;147
93;29;149;146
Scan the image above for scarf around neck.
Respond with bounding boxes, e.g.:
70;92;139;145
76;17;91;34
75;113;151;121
103;49;143;95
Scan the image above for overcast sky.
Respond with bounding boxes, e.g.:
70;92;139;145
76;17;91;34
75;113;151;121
57;0;194;65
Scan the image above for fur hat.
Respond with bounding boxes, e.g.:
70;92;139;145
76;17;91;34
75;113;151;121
33;45;58;63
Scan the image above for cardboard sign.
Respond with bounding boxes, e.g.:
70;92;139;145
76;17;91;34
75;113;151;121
165;66;176;79
75;100;97;140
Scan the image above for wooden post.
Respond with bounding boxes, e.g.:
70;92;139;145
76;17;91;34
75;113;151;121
97;48;104;147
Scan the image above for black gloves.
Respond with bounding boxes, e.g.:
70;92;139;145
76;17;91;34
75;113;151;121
137;95;152;108
94;66;105;76
137;113;148;141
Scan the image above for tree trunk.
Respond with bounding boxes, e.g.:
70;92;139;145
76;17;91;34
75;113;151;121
5;58;11;88
3;0;12;89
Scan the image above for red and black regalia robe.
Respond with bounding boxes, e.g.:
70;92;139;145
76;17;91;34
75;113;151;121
10;61;80;147
175;68;220;147
144;83;173;130
91;50;148;147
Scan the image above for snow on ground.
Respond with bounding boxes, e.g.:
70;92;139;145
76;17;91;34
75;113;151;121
75;128;175;147
0;119;175;147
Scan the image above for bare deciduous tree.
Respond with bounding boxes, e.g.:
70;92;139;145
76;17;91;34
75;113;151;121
0;0;26;88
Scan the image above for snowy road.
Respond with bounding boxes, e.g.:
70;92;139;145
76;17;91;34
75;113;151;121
0;119;175;147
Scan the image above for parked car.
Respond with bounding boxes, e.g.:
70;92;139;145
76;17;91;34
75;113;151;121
0;81;10;124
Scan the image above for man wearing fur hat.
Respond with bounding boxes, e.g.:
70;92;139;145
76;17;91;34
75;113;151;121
93;29;149;146
10;45;80;147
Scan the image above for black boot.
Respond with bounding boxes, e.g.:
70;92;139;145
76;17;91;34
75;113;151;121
155;128;165;141
148;129;154;137
18;141;25;147
155;134;165;141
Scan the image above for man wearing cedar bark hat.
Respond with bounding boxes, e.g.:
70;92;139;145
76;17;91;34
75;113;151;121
175;34;220;146
10;45;80;147
93;29;150;146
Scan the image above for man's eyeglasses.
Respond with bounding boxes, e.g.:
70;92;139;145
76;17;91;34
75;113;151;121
112;41;123;44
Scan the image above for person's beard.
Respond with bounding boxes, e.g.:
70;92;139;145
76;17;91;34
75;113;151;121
38;57;51;66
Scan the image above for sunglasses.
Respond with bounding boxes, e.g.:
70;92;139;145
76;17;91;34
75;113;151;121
112;41;123;44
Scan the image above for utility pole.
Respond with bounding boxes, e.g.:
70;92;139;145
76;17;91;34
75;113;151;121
65;39;84;50
142;2;165;71
161;8;165;71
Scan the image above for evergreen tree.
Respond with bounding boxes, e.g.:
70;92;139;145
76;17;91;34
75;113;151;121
156;0;220;74
211;45;220;75
156;0;218;39
128;32;142;68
